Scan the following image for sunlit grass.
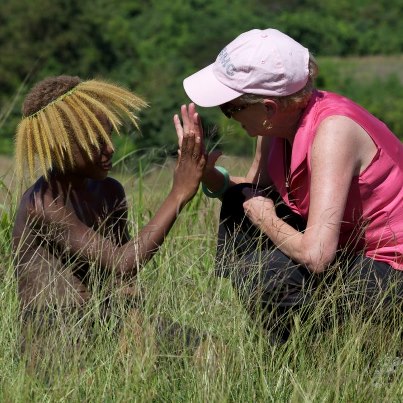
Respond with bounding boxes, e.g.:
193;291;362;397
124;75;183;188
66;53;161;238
1;154;403;401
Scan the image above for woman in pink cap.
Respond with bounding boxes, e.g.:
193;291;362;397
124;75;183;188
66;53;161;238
175;28;403;341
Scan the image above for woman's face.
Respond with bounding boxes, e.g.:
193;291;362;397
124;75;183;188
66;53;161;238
69;114;115;180
220;100;270;137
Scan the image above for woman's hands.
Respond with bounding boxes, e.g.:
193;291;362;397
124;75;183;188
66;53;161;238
172;104;206;204
174;103;222;182
242;187;277;227
174;103;201;153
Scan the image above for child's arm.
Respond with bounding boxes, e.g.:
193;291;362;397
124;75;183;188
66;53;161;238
31;119;205;278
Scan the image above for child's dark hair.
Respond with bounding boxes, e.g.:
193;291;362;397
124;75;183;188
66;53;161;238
23;75;82;117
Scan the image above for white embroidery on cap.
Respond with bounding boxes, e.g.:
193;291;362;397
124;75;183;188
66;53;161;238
218;48;235;76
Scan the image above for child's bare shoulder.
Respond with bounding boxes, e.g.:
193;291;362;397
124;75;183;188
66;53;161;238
17;178;48;215
89;177;127;215
98;176;127;203
13;178;53;238
101;176;125;193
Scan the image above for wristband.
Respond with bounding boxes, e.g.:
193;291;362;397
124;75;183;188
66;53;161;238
202;166;230;198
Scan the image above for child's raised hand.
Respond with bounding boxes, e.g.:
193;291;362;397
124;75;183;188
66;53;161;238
173;103;205;154
173;103;222;181
172;104;206;203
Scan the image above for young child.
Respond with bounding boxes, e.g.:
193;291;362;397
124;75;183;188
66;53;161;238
12;75;205;315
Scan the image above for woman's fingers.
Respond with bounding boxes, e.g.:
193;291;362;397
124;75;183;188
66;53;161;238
182;103;199;133
192;112;205;153
206;149;222;169
176;103;207;166
181;104;191;133
175;103;197;149
173;114;184;148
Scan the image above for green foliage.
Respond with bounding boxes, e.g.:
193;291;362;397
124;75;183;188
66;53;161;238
318;57;403;139
0;0;402;159
347;76;403;138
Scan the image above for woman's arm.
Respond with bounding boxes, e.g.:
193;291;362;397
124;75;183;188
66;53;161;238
197;136;273;194
243;116;371;273
244;136;274;186
32;118;206;278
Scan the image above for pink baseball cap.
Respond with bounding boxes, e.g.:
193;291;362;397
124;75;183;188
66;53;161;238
183;29;310;107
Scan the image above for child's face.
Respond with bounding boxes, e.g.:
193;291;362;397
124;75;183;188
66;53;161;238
70;114;115;180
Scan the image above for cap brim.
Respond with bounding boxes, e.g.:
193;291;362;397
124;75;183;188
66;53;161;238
183;64;243;107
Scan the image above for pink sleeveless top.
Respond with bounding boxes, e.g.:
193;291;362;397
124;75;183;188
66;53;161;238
268;90;403;270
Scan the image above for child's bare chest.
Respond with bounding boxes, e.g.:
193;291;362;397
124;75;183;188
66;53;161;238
73;194;112;231
57;182;113;233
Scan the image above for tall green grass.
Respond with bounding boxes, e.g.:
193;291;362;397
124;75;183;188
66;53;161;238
1;158;403;402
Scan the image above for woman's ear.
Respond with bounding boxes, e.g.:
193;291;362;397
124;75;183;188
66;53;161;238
263;99;277;117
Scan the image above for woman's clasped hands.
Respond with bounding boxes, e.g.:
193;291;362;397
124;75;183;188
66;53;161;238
242;187;277;228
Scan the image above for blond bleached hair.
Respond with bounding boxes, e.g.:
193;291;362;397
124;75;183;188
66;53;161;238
238;54;319;110
15;76;148;181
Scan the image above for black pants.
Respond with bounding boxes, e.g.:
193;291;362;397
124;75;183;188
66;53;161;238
216;184;403;341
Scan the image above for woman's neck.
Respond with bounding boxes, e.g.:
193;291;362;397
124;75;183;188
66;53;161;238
277;107;305;145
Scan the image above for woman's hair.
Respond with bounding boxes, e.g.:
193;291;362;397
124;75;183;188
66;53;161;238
15;75;148;181
238;54;319;110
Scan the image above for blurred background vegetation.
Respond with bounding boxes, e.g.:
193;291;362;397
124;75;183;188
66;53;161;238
0;0;402;164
